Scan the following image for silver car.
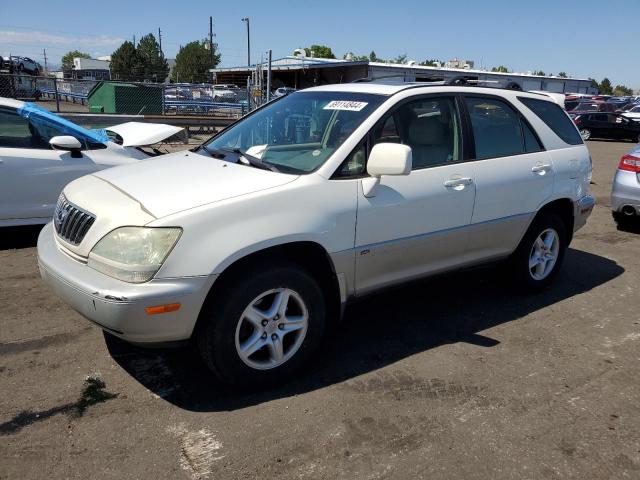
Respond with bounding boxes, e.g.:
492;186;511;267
612;144;640;226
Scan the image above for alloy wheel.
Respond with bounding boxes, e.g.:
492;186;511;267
235;288;309;370
529;228;560;281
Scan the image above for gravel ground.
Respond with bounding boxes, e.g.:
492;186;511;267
1;140;639;480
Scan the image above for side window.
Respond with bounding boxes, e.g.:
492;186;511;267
334;141;367;178
593;114;608;122
518;97;583;145
0;107;79;150
0;108;33;148
464;96;524;159
523;122;543;153
374;96;462;170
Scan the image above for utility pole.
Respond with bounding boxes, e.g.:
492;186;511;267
266;49;272;102
209;16;214;82
132;35;136;46
43;48;47;75
241;17;251;67
158;27;163;57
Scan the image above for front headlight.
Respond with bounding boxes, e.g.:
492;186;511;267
88;227;182;283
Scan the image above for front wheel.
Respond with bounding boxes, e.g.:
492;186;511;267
579;128;591;141
196;263;326;388
508;212;567;291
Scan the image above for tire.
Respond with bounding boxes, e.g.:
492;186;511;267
579;128;591;141
196;262;326;388
613;210;638;229
508;212;567;291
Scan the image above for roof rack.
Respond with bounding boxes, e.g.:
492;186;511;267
351;74;524;91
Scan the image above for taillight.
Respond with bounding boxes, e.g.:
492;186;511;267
619;154;640;172
574;116;582;125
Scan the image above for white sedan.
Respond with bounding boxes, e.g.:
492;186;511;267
622;105;640;121
0;98;183;226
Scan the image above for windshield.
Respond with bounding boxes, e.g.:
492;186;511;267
203;91;386;173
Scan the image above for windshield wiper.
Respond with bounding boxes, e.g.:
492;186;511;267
200;145;280;172
223;147;280;172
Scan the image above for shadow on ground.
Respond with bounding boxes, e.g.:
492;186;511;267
0;225;43;250
106;248;623;411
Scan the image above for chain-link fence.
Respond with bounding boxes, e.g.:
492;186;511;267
0;73;253;118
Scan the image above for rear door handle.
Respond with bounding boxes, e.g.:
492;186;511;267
532;164;552;175
444;177;473;188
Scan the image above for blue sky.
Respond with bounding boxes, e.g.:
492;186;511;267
2;0;639;89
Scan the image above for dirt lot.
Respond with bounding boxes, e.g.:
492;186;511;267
1;140;639;480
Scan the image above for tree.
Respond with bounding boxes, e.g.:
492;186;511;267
369;51;378;62
491;65;509;73
390;53;407;64
532;70;546;76
110;41;140;81
136;33;169;82
558;72;568;78
588;78;599;89
613;84;633;96
420;59;441;66
61;50;91;71
599;78;613;95
303;45;335;59
172;40;220;83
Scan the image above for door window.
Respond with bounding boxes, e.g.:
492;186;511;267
375;96;462;170
0;107;78;149
464;97;526;159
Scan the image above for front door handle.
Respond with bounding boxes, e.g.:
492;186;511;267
444;177;473;189
532;163;552;175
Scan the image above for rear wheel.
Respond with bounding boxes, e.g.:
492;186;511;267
579;128;591;141
509;212;567;291
196;263;326;388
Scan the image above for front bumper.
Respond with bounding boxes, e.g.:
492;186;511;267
611;169;640;213
574;194;595;232
37;223;214;344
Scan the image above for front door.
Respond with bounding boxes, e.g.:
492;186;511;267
354;95;476;294
0;107;100;222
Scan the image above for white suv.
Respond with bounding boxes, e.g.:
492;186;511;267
38;82;594;387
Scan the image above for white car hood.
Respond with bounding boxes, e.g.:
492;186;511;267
106;122;183;147
91;150;298;218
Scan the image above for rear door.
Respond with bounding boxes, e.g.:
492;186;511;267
462;95;554;262
0;107;102;222
590;113;611;138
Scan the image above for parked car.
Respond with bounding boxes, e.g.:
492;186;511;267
622;105;640;120
0;98;183;226
567;101;618;117
12;56;40;75
209;85;238;101
273;87;297;97
611;144;640;227
573;112;640;142
38;83;594;387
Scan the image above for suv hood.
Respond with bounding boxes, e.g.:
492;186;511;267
92;150;298;218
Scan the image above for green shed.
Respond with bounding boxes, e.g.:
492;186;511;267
88;82;163;114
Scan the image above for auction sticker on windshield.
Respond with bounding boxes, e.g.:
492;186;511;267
323;100;368;111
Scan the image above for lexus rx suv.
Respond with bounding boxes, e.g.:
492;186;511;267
38;82;595;388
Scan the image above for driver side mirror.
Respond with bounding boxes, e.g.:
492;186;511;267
363;143;412;198
367;143;412;177
50;136;83;158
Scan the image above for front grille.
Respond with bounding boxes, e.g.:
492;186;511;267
53;194;96;245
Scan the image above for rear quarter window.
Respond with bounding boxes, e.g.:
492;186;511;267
518;97;583;145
